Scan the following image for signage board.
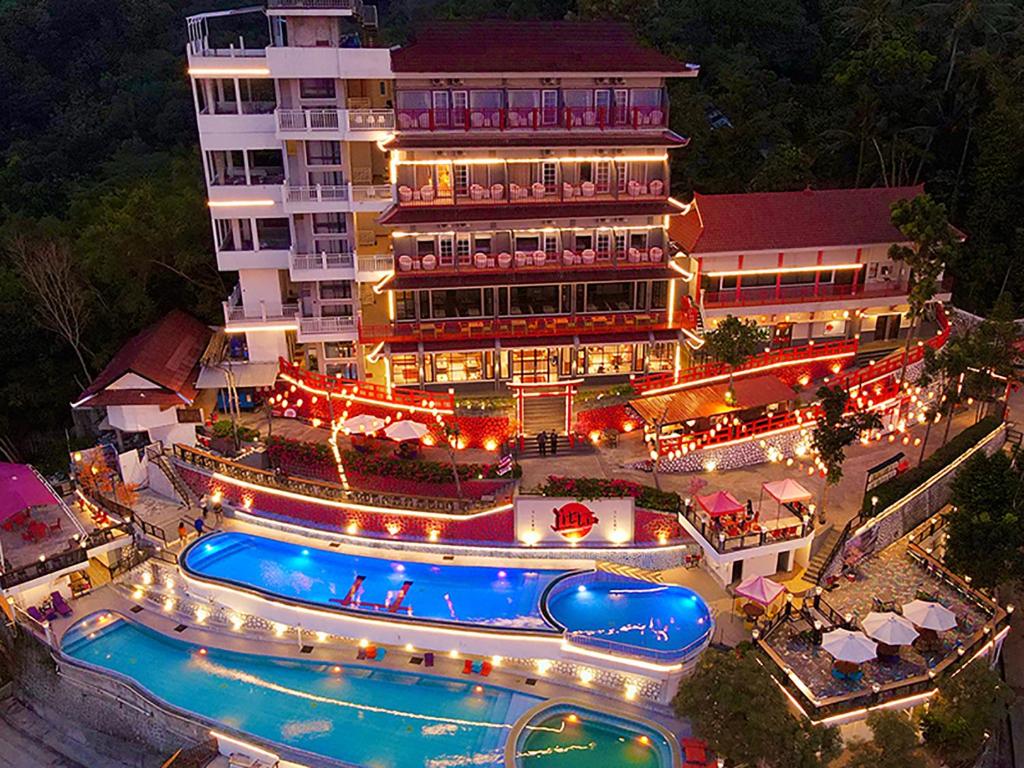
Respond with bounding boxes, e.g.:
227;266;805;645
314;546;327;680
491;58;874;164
514;495;634;546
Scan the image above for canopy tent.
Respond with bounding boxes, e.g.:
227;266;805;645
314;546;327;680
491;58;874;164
862;612;919;646
821;628;878;664
384;420;429;442
342;414;386;435
758;478;813;522
0;463;61;525
902;600;958;631
630;374;795;430
735;575;786;606
696;490;744;518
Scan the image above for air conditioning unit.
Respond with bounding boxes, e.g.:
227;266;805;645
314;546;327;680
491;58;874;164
430;79;445;86
541;78;560;86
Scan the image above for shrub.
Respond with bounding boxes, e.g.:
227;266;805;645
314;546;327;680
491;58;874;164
210;419;260;442
861;416;1002;515
535;476;680;512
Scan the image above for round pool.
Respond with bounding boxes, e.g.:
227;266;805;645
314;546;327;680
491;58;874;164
543;573;713;662
514;704;674;767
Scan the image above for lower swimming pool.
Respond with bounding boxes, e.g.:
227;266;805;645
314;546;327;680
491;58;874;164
62;613;540;768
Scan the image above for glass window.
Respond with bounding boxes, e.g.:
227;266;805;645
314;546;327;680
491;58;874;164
648;342;675;372
780;271;817;286
239;79;276;113
584;344;634;375
630;88;663;107
306;141;342;165
324;341;355;359
507;90;540;108
319;281;352;300
207;150;246;185
321;302;353;318
395;291;417;320
651;280;669;309
469;90;502;108
396;90;430;109
429;352;489;383
392;354;420;385
247;149;284;184
430;288;483;318
508;285;560;316
585;282;634;312
563;89;593;108
313;213;346;234
255;218;290;250
300;79;336;99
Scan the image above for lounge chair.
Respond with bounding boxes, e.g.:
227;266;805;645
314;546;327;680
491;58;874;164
376;649;387;662
26;606;48;624
424;652;434;667
462;659;473;674
51;592;73;617
480;661;492;676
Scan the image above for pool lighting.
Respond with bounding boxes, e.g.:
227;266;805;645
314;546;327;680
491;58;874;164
132;588;143;600
359;639;369;648
386;523;401;536
448;649;459;659
536;660;551;674
301;549;309;556
142;572;153;586
230;615;244;631
164;577;175;590
331;666;341;674
566;713;579;724
316;632;327;642
520;531;541;546
624;683;638;700
195;608;208;624
404;643;415;652
577;585;587;593
578;668;594;684
198;648;207;655
497;571;507;579
273;623;286;637
428;529;439;542
491;655;502;666
163;598;175;612
473;685;483;693
346;522;359;535
639;735;650;745
657;533;669;545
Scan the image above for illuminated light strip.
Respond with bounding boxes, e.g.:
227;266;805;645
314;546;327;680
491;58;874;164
365;341;386;364
209;732;278;762
372;271;395;294
207;200;276;208
666;280;676;328
642;351;857;396
395;154;668;167
680;328;704;349
278;372;455;415
667;260;694;280
704;263;865;277
559;641;685;673
225;323;299;334
813;690;936;727
188;67;270;76
211;471;510;520
390;225;667;237
230;507;696;556
666;197;688;210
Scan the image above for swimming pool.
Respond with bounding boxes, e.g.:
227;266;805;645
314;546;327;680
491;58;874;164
543;572;713;661
183;531;560;630
62;613;540;768
514;704;674;767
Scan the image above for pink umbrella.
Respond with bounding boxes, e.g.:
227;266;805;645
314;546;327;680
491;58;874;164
735;575;786;606
696;491;744;518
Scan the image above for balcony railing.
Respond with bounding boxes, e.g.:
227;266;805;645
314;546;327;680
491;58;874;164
290;251;355;273
680;504;813;554
0;525;130;590
350;183;393;202
359;309;688;345
357;254;394;274
222;286;299;325
395;247;667;276
396;105;666;132
276;108;395;133
297;314;357;336
397;178;665;208
702;281;914;309
285;184;349;203
267;0;363;9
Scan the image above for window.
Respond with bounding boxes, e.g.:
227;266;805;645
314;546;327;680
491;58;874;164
238;79;276;113
428;351;490;383
613;89;629;124
430;288;483;319
324;341;355;359
247;149;284;184
392;354;420;385
432;91;450;126
394;291;416;320
313;213;346;233
585;282;634;312
595;89;611;124
563;89;593;108
595;161;611;193
255;219;290;250
542;162;557;192
541;89;559;125
206;150;246;185
473;236;492;254
648;342;675;372
469;90;502;109
453;164;469;196
306;141;342;165
651;280;669;309
319;281;352;300
321;302;353;318
300;79;336;99
631;88;662;108
508;285;561;315
584;344;635;375
780;271;817;286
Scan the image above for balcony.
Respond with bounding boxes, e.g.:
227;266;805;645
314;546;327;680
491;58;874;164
701;281;915;310
275;108;395;138
282;182;393;213
297;313;357;341
396;106;667;133
288;250;356;281
222;287;299;331
679;504;813;555
356;253;394;280
360;310;682;345
396;178;666;209
395;247;668;278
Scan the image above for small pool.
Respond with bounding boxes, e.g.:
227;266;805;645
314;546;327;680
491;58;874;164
62;613;540;768
544;573;713;661
183;531;561;630
515;705;673;767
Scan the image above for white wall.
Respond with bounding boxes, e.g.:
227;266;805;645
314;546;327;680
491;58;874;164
106;404;178;433
239;268;286;315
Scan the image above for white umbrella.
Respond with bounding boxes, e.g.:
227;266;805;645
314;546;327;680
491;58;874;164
902;600;958;631
862;612;919;646
821;628;878;664
342;414;385;434
384;420;429;442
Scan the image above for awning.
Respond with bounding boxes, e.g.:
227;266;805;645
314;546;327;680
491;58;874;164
696;490;744;517
196;362;280;389
761;479;813;505
629;374;794;426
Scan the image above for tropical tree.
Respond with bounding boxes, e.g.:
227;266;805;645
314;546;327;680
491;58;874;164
810;385;882;522
703;315;769;404
920;661;1013;765
847;710;926;768
674;648;841;768
889;194;961;384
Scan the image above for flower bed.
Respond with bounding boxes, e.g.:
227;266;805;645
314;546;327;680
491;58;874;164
574;403;638;436
535;476;680;513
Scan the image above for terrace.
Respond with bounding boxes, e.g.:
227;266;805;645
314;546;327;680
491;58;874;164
396;104;668;132
395;246;668;276
701;277;952;310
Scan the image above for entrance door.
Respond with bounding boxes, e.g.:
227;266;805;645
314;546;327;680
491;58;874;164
731;560;744;583
874;313;902;341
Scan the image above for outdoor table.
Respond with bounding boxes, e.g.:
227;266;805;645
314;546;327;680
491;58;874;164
29;521;48;541
834;660;860;676
742;603;765;620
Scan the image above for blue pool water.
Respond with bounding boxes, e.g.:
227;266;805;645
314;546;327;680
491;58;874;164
183;532;561;630
545;576;713;659
63;614;540;767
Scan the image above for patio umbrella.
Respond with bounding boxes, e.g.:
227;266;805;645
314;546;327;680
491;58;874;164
342;414;385;435
821;628;878;664
901;600;958;631
759;478;812;522
862;612;919;646
735;575;786;606
696;490;744;517
384;420;429;442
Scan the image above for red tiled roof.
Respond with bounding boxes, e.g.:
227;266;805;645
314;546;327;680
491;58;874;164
391;21;694;75
80;389;186;408
75;310;212;407
379;199;678;226
384;131;689;150
669;185;926;254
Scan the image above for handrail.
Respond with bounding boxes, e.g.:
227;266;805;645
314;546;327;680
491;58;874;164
0;524;131;589
679;504;813;553
564;626;711;663
173;443;502;514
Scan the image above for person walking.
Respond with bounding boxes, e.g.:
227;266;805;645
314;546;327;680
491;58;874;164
212;497;224;528
199;493;209;523
536;430;547;457
177;520;188;546
193;516;205;537
549;430;558;456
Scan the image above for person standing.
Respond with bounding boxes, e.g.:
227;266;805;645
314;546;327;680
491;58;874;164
549;430;558;456
177;520;188;546
193;516;205;537
199;493;209;523
212;497;223;528
536;430;547;457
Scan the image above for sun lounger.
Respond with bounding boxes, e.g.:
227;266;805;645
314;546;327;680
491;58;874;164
462;659;473;674
424;652;434;667
480;661;492;676
50;592;73;617
26;606;48;623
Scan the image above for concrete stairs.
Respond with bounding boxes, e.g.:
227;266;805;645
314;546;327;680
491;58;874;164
147;449;194;509
804;527;843;584
517;433;594;459
522;396;567;434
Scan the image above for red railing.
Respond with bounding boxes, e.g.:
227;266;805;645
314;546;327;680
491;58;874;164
276;359;455;412
359;309;695;345
703;282;910;308
395;177;666;207
394;248;668;276
634;337;859;394
395;105;666;132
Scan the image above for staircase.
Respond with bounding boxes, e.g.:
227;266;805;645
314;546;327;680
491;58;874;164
522;396;567;434
518;432;593;458
853;344;899;368
147;447;194;509
804;527;843;584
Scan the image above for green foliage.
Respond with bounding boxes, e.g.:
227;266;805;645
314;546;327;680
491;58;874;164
945;448;1024;589
889;194;961;318
209;419;260;443
920;662;1013;766
847;711;926;768
861;415;1002;515
811;385;882;488
673;648;841;768
704;315;769;370
535;476;680;512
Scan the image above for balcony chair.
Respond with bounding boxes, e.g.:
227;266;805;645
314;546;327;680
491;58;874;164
470;112;486;127
417;113;431;129
649;179;665;196
583;110;597;126
581;249;596;265
514;251;528;268
398;186;413;203
533;251;547;267
421;254;437;271
398;255;413;272
420;185;436;202
490;183;504;200
497;252;512;269
649;246;664;262
562;250;576;266
531;182;546;198
628;248;642;263
627;180;643;197
474;252;489;269
397;113;415;129
580;181;596;197
562;182;575;199
469;184;485;201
